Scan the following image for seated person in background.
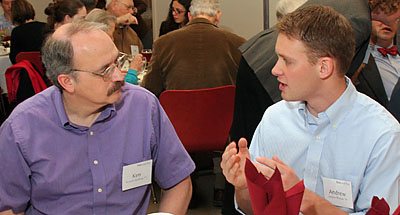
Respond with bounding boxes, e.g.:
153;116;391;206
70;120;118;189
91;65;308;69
159;0;191;37
106;0;143;54
9;0;46;64
0;0;14;37
351;0;400;121
85;8;143;85
142;0;245;97
44;0;87;34
221;5;400;214
130;0;152;49
143;0;245;207
0;21;195;214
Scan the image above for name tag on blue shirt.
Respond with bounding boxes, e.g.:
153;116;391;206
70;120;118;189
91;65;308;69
122;159;152;191
322;177;353;209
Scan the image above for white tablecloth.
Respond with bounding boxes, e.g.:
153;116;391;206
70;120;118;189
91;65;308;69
0;54;12;94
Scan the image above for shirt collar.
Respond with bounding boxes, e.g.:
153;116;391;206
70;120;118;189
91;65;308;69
52;87;117;130
298;77;356;127
186;17;218;28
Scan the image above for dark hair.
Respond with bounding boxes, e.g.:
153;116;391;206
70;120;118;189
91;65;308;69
277;5;355;74
80;0;97;12
44;0;85;32
11;0;35;26
162;0;191;35
369;0;400;14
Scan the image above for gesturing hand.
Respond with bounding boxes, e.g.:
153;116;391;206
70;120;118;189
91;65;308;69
254;156;300;191
221;138;250;190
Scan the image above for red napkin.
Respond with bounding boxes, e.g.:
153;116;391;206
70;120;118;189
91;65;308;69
244;158;304;215
395;205;400;215
366;196;400;215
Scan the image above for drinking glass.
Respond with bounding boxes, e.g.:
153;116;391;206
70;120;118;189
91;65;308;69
141;49;152;62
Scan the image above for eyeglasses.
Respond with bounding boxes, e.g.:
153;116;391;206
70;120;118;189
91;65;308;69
171;7;186;15
73;52;130;81
117;1;134;10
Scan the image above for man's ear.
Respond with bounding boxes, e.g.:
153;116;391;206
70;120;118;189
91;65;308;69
188;12;192;21
57;74;76;93
214;11;222;25
319;57;334;80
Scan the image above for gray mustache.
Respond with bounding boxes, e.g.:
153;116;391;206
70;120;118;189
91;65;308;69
107;81;125;96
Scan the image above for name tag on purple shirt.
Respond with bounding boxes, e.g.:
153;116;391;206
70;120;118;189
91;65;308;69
122;159;152;191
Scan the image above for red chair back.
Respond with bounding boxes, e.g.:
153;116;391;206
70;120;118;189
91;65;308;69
15;51;45;76
159;85;235;153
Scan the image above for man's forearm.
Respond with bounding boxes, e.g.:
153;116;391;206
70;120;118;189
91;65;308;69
235;188;253;214
301;189;348;215
158;176;192;214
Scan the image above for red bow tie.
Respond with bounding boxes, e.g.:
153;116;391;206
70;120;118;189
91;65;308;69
377;46;398;57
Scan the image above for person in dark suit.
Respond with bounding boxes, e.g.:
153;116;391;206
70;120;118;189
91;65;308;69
351;0;400;121
9;0;46;64
142;0;245;97
222;0;372;214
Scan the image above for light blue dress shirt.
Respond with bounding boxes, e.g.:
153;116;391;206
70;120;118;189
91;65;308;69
249;78;400;214
369;44;400;100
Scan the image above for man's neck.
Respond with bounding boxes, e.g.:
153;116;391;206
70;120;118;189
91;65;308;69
371;38;393;48
62;93;104;127
306;77;347;117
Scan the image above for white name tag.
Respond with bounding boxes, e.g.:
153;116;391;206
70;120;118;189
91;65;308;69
130;45;139;55
122;159;152;191
322;177;353;209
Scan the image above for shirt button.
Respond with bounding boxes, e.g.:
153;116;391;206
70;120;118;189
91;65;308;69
97;188;103;193
93;160;99;165
89;131;94;136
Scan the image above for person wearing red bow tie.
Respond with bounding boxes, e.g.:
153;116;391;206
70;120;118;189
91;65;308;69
352;0;400;121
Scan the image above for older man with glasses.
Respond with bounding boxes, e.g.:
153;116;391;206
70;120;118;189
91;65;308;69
0;21;195;215
106;0;143;54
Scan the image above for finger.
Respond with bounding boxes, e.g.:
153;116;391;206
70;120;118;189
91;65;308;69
253;162;274;180
255;157;276;171
221;143;238;167
272;155;286;166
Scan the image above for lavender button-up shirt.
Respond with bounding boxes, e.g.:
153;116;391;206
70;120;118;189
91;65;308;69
0;84;195;214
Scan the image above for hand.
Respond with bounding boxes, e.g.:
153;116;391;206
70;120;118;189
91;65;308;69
221;138;250;190
254;156;300;191
129;54;144;72
117;13;138;25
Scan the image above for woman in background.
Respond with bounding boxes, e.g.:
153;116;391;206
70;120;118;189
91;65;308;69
159;0;191;36
9;0;46;64
44;0;87;34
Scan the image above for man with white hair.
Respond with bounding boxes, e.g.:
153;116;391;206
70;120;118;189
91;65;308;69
142;0;245;96
142;0;245;207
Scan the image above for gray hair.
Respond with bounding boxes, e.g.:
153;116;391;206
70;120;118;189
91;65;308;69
85;8;117;30
189;0;220;17
276;0;307;20
42;21;107;89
